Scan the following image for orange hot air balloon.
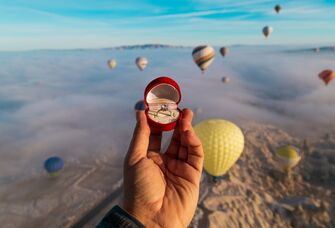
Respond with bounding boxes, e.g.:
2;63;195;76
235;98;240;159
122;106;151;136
319;70;335;86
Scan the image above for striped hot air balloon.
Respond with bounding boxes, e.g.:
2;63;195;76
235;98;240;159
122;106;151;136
192;45;215;73
319;69;335;86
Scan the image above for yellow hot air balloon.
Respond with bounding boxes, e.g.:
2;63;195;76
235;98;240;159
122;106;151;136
194;119;244;177
275;145;301;172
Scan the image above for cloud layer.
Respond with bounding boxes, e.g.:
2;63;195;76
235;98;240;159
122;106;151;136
0;46;334;181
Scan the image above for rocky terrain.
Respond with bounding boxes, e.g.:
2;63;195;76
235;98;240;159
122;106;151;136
191;123;335;228
0;122;334;228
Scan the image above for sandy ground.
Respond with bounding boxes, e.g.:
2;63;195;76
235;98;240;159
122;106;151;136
0;159;123;228
1;122;334;228
191;122;335;228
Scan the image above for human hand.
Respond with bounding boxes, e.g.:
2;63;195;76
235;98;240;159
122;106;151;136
123;109;204;228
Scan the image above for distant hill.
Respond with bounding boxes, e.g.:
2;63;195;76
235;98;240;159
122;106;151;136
286;46;335;53
4;45;335;53
1;44;189;53
104;44;188;50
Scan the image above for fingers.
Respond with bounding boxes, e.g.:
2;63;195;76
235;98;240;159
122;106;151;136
178;109;194;161
166;157;201;186
137;102;161;152
177;109;204;171
166;109;193;159
183;130;204;172
148;129;162;152
182;108;193;123
125;112;150;166
165;129;180;159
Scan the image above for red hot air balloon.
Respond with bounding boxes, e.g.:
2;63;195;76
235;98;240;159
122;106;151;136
319;70;335;86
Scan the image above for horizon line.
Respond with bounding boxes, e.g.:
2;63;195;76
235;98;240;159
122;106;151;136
1;43;334;53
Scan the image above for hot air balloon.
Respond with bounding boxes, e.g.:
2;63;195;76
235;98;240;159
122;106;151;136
319;69;335;85
275;146;301;172
44;156;64;176
135;57;148;71
263;26;273;38
222;77;230;83
220;47;229;57
134;100;146;111
192;45;215;73
274;4;281;13
194;119;244;178
107;59;117;69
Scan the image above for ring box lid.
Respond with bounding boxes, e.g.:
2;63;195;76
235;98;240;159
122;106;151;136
144;76;181;106
144;76;182;131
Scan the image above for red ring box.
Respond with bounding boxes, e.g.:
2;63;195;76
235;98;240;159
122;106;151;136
144;76;182;131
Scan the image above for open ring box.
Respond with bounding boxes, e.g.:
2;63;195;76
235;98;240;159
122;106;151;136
144;76;182;131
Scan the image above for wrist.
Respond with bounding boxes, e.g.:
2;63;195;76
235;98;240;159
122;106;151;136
97;205;145;228
124;206;159;227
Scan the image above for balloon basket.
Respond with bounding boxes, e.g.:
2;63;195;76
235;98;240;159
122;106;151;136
49;171;61;177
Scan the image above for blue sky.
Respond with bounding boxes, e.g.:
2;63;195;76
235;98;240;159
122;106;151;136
1;0;335;50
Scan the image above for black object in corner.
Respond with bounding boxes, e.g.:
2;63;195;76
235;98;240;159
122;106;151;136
96;205;145;228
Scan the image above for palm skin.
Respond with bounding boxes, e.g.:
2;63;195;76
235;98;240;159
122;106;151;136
124;109;204;228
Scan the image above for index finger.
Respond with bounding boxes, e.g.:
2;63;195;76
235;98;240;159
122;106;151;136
165;108;193;158
148;129;162;152
182;128;204;172
125;112;150;167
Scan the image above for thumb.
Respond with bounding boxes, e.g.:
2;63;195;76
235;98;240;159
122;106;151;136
125;111;150;166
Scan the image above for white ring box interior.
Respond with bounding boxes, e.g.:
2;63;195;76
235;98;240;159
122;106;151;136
146;83;180;124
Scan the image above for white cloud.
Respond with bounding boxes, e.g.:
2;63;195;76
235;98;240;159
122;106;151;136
0;47;334;177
